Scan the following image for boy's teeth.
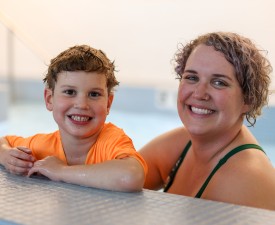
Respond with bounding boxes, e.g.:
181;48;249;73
71;116;89;121
191;107;213;115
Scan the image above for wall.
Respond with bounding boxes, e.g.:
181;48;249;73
0;0;275;109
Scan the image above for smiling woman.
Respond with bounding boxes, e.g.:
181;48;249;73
139;32;275;210
177;44;249;136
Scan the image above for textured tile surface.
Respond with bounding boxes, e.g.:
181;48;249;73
0;166;275;225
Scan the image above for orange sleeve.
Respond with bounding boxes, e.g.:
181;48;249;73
5;135;33;148
5;131;66;162
86;123;148;176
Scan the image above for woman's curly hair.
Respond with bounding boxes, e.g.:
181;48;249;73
174;32;272;126
43;45;119;94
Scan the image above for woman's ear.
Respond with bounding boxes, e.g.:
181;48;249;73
44;88;53;111
242;103;251;115
241;104;252;122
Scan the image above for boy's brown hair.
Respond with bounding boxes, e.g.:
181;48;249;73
43;45;119;94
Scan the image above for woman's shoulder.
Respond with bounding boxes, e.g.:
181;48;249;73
153;127;189;145
141;127;190;153
215;137;272;179
140;127;191;190
205;144;275;209
139;127;190;169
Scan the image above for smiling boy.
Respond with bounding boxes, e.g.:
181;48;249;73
0;45;147;192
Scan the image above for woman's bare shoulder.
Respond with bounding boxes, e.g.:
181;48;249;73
140;127;190;190
205;149;275;210
140;127;190;156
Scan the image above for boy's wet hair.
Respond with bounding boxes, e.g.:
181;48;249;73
43;45;119;94
174;32;272;126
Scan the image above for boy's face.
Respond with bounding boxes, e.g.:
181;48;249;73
44;71;113;140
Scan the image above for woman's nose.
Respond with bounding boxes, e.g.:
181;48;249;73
193;84;210;101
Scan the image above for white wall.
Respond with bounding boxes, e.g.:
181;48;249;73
0;0;275;102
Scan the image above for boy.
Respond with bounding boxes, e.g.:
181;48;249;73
0;45;147;192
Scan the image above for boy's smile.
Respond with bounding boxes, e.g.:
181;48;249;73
69;115;92;123
44;71;113;140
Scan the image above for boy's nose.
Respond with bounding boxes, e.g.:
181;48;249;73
74;97;90;109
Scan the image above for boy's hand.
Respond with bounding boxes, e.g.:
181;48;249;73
1;146;36;175
28;156;65;181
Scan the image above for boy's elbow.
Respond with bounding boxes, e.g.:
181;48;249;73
119;165;145;192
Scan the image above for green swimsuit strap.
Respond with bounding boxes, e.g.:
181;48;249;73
163;141;192;192
195;144;265;198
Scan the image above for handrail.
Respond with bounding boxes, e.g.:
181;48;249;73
0;11;50;63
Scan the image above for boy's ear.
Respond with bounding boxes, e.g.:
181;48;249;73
44;88;53;111
107;93;114;114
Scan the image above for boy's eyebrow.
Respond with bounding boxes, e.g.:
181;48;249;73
90;87;105;92
60;85;76;88
60;85;105;91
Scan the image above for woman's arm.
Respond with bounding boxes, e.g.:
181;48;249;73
140;127;190;190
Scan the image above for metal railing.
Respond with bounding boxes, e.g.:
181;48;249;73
0;11;49;102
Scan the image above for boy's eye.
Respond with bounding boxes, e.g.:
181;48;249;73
64;89;76;95
89;92;101;97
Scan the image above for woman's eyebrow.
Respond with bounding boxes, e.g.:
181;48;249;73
183;69;197;74
212;74;233;81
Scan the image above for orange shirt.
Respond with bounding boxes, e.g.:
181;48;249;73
5;122;147;175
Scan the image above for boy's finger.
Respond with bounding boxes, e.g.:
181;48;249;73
10;150;35;162
8;157;33;168
17;146;32;154
9;164;30;175
27;167;38;177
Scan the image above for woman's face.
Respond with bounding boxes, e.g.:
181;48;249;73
177;44;249;137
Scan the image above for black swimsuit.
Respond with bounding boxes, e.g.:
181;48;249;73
163;141;265;198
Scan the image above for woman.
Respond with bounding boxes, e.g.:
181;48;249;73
140;32;275;210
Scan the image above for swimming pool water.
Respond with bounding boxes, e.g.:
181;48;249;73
107;109;275;165
0;101;274;165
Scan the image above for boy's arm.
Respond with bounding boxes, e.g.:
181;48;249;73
0;137;35;175
28;156;145;192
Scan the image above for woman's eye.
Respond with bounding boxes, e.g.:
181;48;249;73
184;75;198;82
213;80;228;87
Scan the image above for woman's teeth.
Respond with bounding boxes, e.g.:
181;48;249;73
191;106;213;115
